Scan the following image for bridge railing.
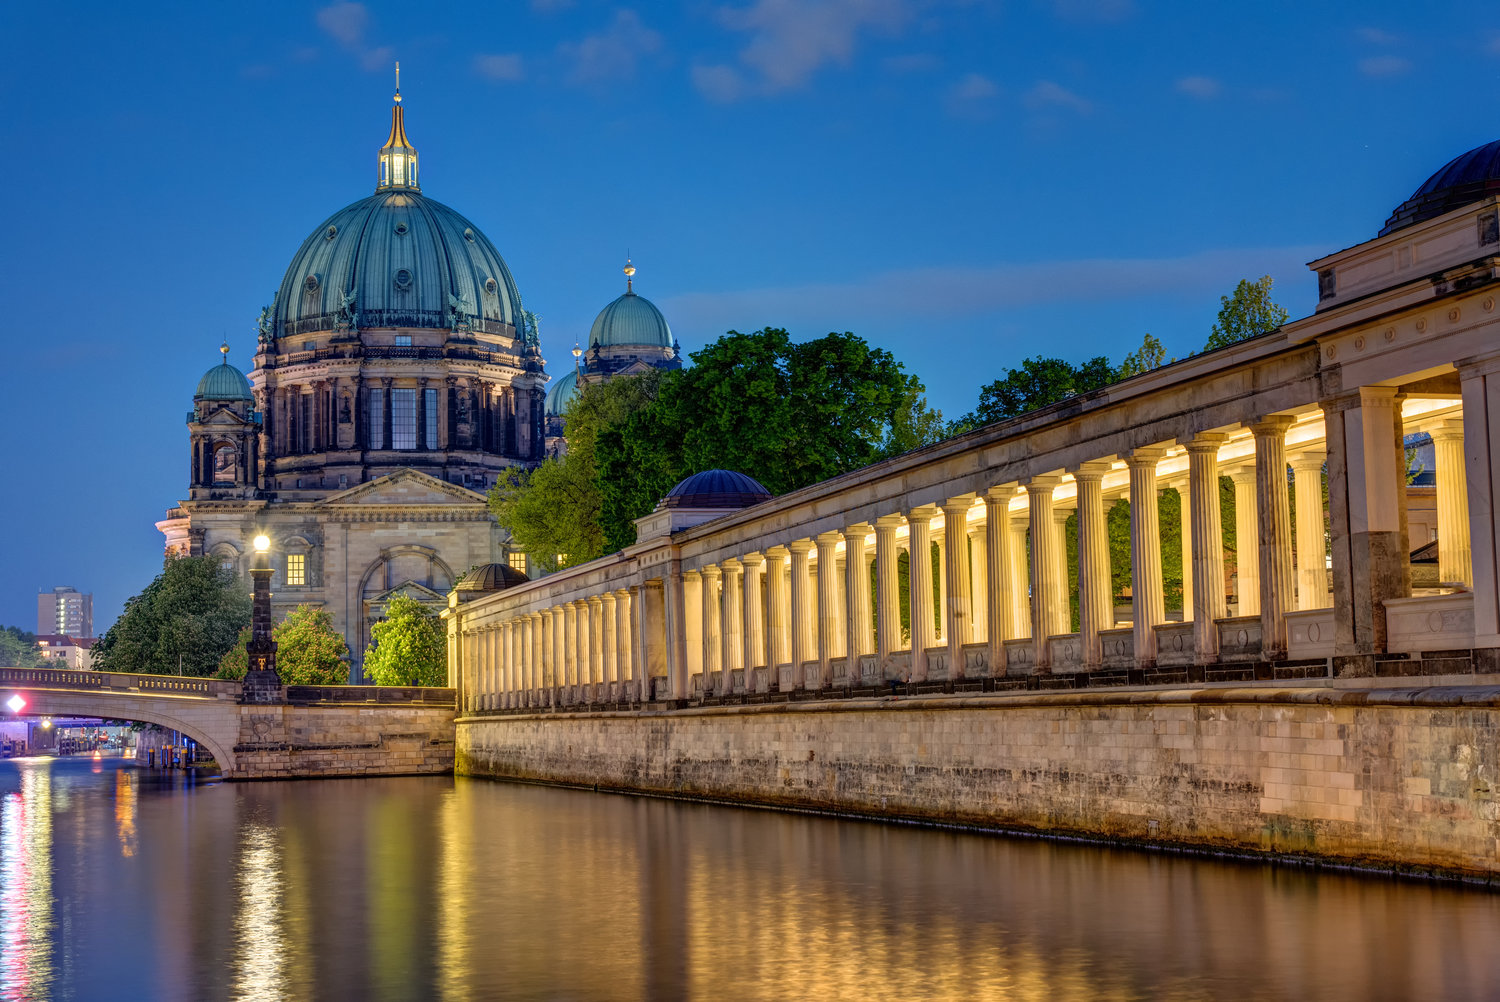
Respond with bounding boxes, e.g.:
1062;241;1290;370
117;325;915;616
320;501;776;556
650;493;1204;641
0;667;455;708
284;685;456;707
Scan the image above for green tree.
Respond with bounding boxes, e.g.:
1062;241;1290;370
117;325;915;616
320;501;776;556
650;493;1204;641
1117;333;1171;379
0;626;48;668
363;594;446;687
489;371;663;571
217;604;350;684
595;328;937;551
1204;275;1289;352
955;354;1117;430
93;555;251;676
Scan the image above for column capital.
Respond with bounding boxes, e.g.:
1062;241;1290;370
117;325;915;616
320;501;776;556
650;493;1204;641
904;503;940;522
587;594;604;607
842;522;873;538
984;483;1021;503
700;563;722;580
613;588;631;599
875;513;906;530
1124;445;1169;468
1051;504;1074;524
1428;418;1465;443
720;556;743;572
815;530;843;548
766;544;790;559
681;567;702;582
1250;414;1297;438
787;539;815;555
740;551;766;568
1289;450;1326;473
1070;460;1114;482
1022;474;1062;492
1227;464;1256;484
939;494;977;515
1182;432;1228;455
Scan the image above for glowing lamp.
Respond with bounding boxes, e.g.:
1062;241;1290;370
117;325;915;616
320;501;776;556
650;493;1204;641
41;718;52;729
253;534;270;552
5;694;25;713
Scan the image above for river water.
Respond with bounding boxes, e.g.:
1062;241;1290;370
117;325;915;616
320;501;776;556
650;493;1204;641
2;756;1499;1001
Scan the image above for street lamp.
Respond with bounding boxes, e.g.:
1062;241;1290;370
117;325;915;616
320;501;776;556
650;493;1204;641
242;531;283;704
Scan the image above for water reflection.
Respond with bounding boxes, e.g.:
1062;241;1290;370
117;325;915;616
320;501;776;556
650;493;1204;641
0;760;54;1002
1;758;1499;1000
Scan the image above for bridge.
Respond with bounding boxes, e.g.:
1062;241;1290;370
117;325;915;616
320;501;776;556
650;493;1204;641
0;667;457;779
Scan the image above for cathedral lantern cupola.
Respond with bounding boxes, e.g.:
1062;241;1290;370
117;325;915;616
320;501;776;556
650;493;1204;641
187;344;262;502
377;64;419;192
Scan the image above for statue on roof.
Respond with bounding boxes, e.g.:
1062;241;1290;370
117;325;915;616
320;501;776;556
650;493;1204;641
334;288;359;332
447;291;472;332
256;304;275;345
523;309;542;349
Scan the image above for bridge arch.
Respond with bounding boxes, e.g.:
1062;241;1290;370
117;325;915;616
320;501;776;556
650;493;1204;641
5;689;240;776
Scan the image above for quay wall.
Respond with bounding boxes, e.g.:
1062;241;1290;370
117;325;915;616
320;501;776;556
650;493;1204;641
457;683;1500;878
235;703;455;779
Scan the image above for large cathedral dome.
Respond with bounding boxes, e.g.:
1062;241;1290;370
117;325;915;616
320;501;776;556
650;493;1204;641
272;91;523;340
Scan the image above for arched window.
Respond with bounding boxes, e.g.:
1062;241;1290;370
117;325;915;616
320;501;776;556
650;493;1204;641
212;444;237;485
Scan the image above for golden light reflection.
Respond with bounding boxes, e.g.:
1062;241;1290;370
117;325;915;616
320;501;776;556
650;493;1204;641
113;767;137;858
230;821;289;1002
0;761;55;1000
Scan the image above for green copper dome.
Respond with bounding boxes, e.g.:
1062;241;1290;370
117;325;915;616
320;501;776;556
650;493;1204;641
589;290;672;349
195;355;254;402
545;368;580;416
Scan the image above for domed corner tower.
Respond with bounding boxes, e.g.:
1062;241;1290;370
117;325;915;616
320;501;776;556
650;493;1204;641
251;82;548;501
580;259;683;385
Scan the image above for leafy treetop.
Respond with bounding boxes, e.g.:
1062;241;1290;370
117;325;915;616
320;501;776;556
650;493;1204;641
217;604;350;685
1204;275;1289;352
93;555;251;676
363;593;447;687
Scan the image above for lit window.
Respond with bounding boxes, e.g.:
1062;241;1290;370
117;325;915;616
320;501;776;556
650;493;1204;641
507;551;527;574
303;341;315;351
286;554;306;586
392;156;405;185
424;387;438;448
368;391;385;449
395;335;412;347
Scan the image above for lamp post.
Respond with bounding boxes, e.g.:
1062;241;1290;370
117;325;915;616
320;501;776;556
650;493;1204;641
242;533;284;704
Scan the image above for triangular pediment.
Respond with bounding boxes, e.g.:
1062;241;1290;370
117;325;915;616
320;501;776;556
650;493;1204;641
617;360;658;375
318;468;488;506
368;581;447;604
196;408;255;429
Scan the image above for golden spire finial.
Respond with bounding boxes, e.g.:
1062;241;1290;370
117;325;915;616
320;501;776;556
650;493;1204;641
220;341;231;362
395;61;401;103
623;256;635;293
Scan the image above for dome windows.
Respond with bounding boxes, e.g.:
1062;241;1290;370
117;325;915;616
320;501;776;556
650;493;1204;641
394;269;413;290
394;220;408;235
484;278;498;296
303;274;320;294
463;228;475;242
325;225;338;240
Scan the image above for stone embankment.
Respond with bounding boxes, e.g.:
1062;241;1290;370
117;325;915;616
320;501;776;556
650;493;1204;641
458;678;1500;880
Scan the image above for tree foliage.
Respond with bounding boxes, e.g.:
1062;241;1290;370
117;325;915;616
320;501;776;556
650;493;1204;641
954;354;1117;430
0;626;48;668
363;594;447;687
216;604;350;684
1117;333;1171;379
1204;275;1289;352
93;555;251;676
594;328;942;552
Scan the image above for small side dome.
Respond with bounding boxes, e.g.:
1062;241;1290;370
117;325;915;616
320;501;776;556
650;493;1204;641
589;292;673;349
195;350;254;402
545;368;580;417
1380;139;1500;235
659;469;774;510
454;562;530;593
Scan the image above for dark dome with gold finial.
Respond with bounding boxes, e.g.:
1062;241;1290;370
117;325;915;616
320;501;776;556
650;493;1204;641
1380;139;1500;236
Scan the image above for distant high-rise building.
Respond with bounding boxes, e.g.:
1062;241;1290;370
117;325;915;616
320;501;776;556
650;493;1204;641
37;587;92;639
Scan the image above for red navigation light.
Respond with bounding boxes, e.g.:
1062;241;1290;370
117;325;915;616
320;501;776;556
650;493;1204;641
5;694;25;713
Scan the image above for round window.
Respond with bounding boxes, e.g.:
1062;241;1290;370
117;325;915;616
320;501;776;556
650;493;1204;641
463;228;475;242
394;220;408;235
325;225;338;240
484;278;498;295
394;269;413;289
303;274;320;294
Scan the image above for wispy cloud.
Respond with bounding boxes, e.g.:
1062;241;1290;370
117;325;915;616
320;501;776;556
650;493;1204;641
1052;0;1135;23
1359;55;1411;77
884;52;941;74
1175;75;1221;99
561;10;662;84
474;53;524;82
659;247;1322;333
1024;80;1092;114
316;2;391;72
1486;33;1500;56
1355;26;1400;45
695;0;908;102
945;72;999;117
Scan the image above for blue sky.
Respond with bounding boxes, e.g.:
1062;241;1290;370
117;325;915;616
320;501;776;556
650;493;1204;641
2;0;1497;633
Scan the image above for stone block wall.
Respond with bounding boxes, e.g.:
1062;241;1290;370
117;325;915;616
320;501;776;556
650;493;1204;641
458;686;1500;878
235;704;454;779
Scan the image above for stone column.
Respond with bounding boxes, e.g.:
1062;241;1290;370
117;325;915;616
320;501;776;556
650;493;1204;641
1253;417;1296;659
575;599;592;689
1025;477;1060;669
815;532;843;688
564;602;579;687
766;546;790;673
1323;387;1412;664
1230;466;1260;617
1290;452;1330;609
631;584;650;702
1460;358;1500;648
1008;514;1031;640
1050;502;1072;637
983;490;1011;671
552;608;566;696
1430;420;1472;587
941;498;975;677
587;596;605;689
1172;475;1193;623
503;621;515;708
969;519;988;645
841;524;873;680
788;541;814;688
615;589;634;694
874;515;904;669
700;565;723;692
665;566;690;701
934;529;947;643
742;554;766;689
540;609;554;701
1074;463;1112;667
721;558;744;695
1185;434;1228;664
601;591;618;686
682;570;702;681
528;612;543;701
1127;449;1168;670
906;506;938;682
